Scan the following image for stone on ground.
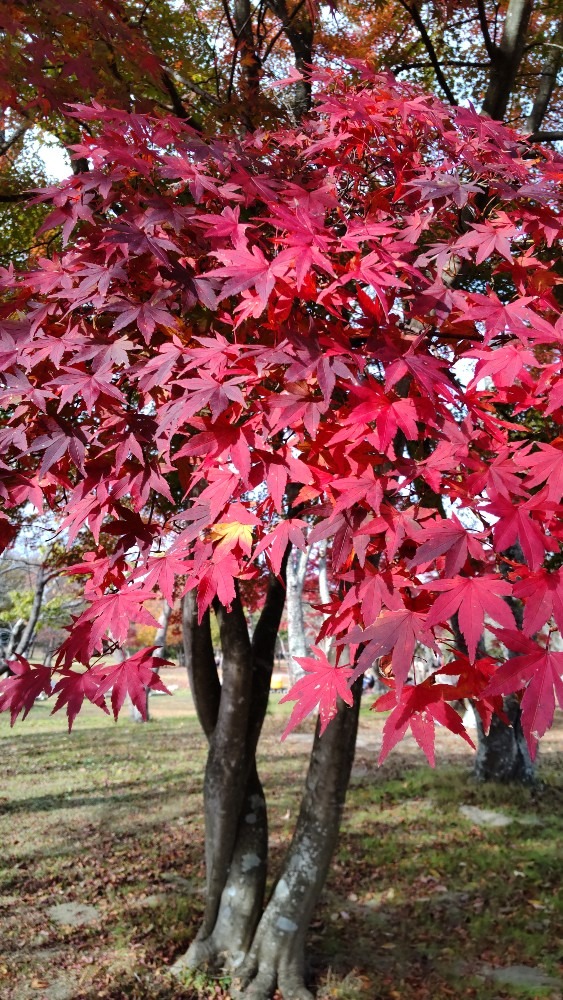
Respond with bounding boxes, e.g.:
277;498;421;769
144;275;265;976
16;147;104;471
47;902;100;926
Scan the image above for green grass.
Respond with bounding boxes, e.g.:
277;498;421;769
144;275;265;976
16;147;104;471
1;687;562;1000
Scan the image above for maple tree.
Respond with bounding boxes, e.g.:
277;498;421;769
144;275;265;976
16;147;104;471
0;57;562;993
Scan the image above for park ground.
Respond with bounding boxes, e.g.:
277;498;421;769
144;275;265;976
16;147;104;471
1;668;562;1000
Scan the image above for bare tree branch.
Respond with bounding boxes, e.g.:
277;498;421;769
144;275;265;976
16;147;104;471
396;0;458;105
476;0;498;60
529;130;563;141
0;124;30;158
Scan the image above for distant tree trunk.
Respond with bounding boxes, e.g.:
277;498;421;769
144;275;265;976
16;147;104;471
286;545;309;684
131;600;172;722
3;565;48;666
234;0;262;130
525;20;563;135
452;600;535;784
474;694;535;783
267;0;314;120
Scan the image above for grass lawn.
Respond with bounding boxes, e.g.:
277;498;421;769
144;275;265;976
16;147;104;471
1;672;562;1000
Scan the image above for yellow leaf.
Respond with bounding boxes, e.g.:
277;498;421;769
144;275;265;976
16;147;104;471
210;521;254;555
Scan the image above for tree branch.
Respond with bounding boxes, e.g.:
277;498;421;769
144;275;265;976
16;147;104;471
529;130;563;142
476;0;498;60
0;124;30;158
482;0;534;120
0;190;33;203
525;20;563;134
396;0;457;105
165;67;222;108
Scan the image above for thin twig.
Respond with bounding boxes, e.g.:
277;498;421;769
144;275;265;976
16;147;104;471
396;0;457;105
262;0;308;62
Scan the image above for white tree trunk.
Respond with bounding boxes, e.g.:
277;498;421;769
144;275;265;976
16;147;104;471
286;546;309;685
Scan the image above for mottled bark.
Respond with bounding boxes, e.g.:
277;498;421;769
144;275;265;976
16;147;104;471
474;694;535;783
131;600;172;722
175;545;362;998
452;593;535;784
234;0;262;130
5;565;48;662
236;683;362;1000
177;562;288;975
286;545;309;684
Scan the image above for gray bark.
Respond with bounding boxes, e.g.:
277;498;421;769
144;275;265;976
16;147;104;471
266;0;314;119
233;0;262;130
130;600;172;722
482;0;534;120
176;548;362;998
177;563;288;975
236;682;362;1000
474;694;535;783
5;565;48;661
286;545;309;684
526;20;563;135
452;588;535;784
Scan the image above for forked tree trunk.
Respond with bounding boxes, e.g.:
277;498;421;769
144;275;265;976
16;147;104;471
175;570;362;999
6;564;48;660
177;567;286;973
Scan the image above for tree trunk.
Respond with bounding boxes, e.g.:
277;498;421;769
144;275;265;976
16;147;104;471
482;0;534;121
286;545;309;684
234;0;262;131
452;596;535;784
176;563;288;974
4;565;48;664
267;0;314;120
474;694;535;783
175;563;362;998
235;683;362;1000
130;600;172;722
525;19;563;135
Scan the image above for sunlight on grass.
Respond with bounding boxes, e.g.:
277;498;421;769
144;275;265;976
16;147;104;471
1;695;562;999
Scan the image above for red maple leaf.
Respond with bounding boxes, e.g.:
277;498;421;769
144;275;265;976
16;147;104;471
93;648;170;720
0;657;52;725
483;491;556;571
280;647;355;738
348;609;435;688
408;514;485;577
484;630;563;755
515;442;563;501
50;670;109;730
374;682;475;766
513;569;563;636
425;576;514;662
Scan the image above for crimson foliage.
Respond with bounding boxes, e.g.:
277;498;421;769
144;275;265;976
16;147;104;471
1;68;562;760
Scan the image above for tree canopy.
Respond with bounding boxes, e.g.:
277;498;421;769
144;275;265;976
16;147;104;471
1;65;562;761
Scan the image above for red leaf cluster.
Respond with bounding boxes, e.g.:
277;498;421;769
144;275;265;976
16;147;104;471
1;66;563;757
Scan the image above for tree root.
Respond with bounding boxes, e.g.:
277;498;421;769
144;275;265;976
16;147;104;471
170;935;222;977
232;955;314;1000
